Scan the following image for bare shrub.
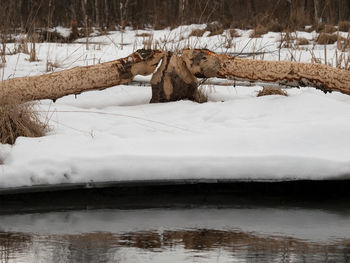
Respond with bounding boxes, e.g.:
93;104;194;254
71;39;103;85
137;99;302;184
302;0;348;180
337;34;350;51
16;38;29;54
205;22;224;37
141;34;153;49
135;32;152;37
189;29;205;37
257;87;287;97
37;30;68;43
29;41;37;62
314;23;325;33
297;38;309;45
316;33;338;44
46;59;62;72
229;29;240;38
69;20;79;41
338;21;350;32
268;20;284;32
0;100;47;145
250;24;268;38
208;28;224;37
278;31;293;48
322;25;336;34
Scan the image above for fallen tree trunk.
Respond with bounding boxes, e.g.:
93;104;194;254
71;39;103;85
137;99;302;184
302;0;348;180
0;49;164;104
181;49;350;96
1;49;350;105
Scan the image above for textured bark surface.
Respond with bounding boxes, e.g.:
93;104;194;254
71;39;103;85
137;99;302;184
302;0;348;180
1;49;350;106
182;49;350;96
150;52;198;103
0;49;164;104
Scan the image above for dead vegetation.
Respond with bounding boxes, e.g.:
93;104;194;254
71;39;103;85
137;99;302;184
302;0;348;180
189;22;226;38
257;87;288;97
250;24;268;38
189;29;205;37
316;33;338;45
0;100;47;145
338;21;350;32
297;37;310;45
267;20;284;32
322;25;337;34
229;29;240;38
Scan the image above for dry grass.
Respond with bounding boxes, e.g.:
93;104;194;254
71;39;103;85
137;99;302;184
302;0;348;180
316;33;338;45
250;24;268;38
135;32;153;37
0;100;47;145
257;87;287;97
46;59;62;72
205;22;224;37
229;29;240;38
189;29;205;37
267;20;284;32
338;21;350;32
297;37;310;45
322;25;336;34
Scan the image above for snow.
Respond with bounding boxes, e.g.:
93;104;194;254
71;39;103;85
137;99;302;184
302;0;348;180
1;25;350;189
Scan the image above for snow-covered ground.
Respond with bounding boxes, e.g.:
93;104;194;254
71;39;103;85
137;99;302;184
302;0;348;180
1;25;350;189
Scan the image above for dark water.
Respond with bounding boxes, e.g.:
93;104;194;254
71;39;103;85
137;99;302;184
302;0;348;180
1;183;350;262
1;207;350;262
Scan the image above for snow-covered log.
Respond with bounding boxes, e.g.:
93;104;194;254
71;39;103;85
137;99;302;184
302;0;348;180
181;49;350;96
0;49;164;104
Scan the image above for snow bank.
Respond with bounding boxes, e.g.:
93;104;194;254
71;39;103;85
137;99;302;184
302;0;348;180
1;25;350;189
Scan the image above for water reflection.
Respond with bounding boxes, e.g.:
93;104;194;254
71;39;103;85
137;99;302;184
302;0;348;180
0;207;350;262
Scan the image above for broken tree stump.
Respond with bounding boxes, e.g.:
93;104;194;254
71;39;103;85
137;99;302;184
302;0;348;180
0;49;164;104
150;51;198;103
181;49;350;96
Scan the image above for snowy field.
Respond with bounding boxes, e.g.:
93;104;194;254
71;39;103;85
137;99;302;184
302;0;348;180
1;25;350;189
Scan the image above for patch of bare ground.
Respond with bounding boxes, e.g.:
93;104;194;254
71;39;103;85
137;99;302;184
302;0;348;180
0;100;47;145
257;87;288;97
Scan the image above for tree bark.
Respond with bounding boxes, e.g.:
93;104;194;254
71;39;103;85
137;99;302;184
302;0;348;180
1;49;350;105
150;51;198;103
181;49;350;96
0;50;164;104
